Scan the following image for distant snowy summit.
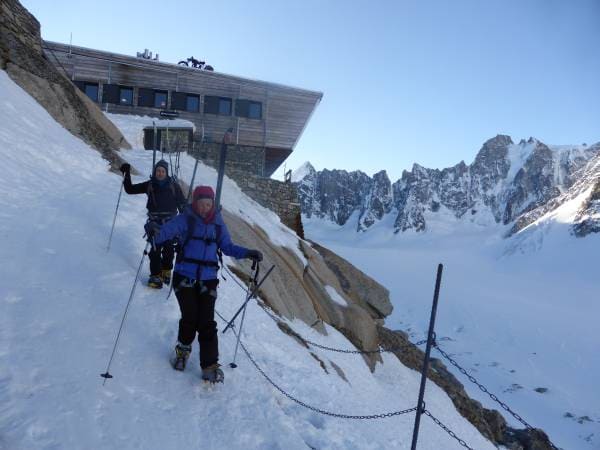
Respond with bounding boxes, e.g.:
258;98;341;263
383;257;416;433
292;135;600;236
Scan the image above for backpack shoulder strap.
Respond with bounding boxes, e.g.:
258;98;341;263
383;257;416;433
184;214;196;247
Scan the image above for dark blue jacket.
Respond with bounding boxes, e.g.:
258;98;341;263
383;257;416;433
155;207;249;281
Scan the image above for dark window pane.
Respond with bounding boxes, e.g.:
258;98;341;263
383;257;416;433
154;91;168;108
203;96;220;114
235;99;249;117
248;101;262;119
102;84;120;104
120;87;133;105
186;95;199;112
138;87;154;107
84;83;98;102
218;98;231;115
73;80;86;92
171;92;187;111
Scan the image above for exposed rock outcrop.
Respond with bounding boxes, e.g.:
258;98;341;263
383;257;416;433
221;210;386;370
0;0;130;170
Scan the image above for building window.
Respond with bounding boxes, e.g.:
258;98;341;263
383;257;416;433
171;92;200;112
235;99;262;119
119;87;133;105
204;95;232;115
186;94;200;112
73;80;99;102
248;101;262;119
218;98;232;115
84;83;99;102
154;90;168;108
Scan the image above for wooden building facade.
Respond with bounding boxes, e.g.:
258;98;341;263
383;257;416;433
43;41;322;177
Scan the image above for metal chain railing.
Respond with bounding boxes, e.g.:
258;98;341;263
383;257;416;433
433;343;560;450
215;309;418;420
423;409;476;450
301;337;429;355
218;266;559;449
222;264;429;355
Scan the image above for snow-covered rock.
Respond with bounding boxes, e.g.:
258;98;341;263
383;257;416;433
294;135;600;235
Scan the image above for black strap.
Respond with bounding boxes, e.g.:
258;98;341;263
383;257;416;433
189;236;218;244
181;258;219;268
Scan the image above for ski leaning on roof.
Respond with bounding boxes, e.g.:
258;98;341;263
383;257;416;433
145;185;263;383
120;160;186;288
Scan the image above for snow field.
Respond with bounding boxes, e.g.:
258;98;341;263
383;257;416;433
0;71;496;449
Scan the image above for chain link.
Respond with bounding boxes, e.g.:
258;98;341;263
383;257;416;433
218;269;559;448
222;264;430;355
215;309;418;420
433;344;560;450
301;337;429;355
424;409;476;450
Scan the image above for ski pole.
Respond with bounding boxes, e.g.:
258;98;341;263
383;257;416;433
223;264;275;334
101;242;150;385
229;261;260;368
106;175;124;252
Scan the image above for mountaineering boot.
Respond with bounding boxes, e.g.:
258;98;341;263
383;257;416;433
148;275;163;289
201;363;224;383
160;269;172;286
170;342;192;371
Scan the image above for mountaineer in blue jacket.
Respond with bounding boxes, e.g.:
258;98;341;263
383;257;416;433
145;185;262;383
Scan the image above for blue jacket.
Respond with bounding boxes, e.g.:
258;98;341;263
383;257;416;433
155;207;249;281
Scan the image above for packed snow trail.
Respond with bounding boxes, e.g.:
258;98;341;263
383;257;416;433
0;71;496;449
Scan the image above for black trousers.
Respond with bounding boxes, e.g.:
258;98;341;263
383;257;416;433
148;240;174;276
173;274;219;369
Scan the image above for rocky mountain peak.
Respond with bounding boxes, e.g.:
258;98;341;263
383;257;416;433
294;135;600;236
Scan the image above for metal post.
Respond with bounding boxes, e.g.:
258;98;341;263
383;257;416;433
411;263;444;450
215;128;233;211
152;121;157;170
187;157;200;201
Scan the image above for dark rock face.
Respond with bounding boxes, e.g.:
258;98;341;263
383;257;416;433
358;170;393;231
0;0;130;170
503;142;559;224
294;136;600;235
508;147;600;237
572;172;600;237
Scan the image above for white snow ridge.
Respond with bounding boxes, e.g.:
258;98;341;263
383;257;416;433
0;71;503;449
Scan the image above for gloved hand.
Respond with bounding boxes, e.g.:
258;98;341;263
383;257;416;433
246;249;263;262
119;163;131;175
144;221;161;240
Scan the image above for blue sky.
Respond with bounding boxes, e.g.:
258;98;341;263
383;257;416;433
22;0;600;181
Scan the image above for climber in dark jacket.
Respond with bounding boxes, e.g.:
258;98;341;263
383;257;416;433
145;185;262;383
120;160;186;288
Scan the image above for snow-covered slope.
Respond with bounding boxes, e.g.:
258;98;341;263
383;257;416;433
0;71;497;450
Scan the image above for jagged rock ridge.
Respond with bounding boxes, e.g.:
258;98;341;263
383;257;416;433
294;136;600;236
